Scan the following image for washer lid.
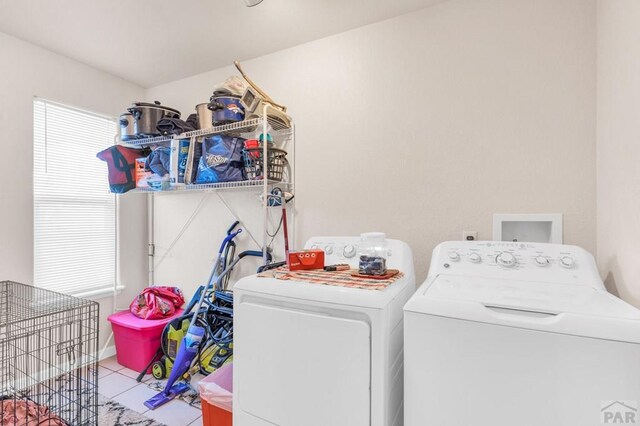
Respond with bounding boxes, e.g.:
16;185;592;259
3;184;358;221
404;274;640;343
425;274;639;318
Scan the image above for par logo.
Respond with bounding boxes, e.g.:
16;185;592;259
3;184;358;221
602;401;638;424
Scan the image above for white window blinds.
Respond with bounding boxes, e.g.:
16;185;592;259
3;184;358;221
33;99;117;297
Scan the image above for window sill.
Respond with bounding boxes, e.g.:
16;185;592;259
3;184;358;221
75;286;125;301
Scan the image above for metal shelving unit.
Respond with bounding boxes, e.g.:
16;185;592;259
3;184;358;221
120;107;295;279
130;179;291;193
121;116;292;148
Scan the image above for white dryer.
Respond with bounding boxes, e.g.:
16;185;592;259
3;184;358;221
404;241;640;426
233;234;415;426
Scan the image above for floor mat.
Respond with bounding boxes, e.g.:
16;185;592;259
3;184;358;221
98;394;167;426
146;381;201;410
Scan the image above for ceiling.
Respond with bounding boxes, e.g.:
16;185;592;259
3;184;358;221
0;0;445;88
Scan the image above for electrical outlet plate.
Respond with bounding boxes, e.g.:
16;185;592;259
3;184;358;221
463;231;478;241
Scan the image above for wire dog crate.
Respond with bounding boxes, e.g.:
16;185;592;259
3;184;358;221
0;281;99;425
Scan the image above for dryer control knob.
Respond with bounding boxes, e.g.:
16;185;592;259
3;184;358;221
560;256;575;268
448;251;460;262
535;256;549;266
343;244;357;258
496;252;517;268
324;245;334;255
468;253;482;263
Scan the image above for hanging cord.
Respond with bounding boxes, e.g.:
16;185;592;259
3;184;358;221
220;241;236;289
266;214;283;250
265;190;294;252
154;194;209;269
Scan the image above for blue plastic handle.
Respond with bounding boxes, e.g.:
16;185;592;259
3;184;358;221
239;250;271;261
218;228;242;254
226;221;240;235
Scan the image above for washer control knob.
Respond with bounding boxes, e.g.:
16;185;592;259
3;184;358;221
448;251;461;262
535;256;549;266
324;245;334;255
560;256;575;268
310;244;319;250
468;253;482;263
496;252;517;268
343;244;357;258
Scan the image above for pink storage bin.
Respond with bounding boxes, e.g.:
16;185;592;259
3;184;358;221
107;309;183;373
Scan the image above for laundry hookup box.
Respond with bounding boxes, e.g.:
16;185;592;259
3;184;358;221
107;309;183;373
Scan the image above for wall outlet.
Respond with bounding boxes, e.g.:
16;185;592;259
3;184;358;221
463;231;478;241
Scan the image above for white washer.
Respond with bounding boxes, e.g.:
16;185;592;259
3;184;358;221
404;241;640;426
233;234;415;426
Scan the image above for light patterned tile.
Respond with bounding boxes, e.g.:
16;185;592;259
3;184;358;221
144;399;202;426
98;366;114;379
99;372;139;398
119;367;152;382
188;416;203;426
99;356;125;372
112;383;162;414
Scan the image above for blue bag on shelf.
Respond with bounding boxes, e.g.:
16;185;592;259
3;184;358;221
146;147;172;177
195;135;246;184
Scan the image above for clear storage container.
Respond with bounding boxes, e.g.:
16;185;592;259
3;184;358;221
358;232;389;275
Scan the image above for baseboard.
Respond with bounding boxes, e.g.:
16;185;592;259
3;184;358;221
99;345;117;361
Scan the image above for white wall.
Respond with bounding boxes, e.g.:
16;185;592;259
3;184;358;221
0;32;147;349
148;0;597;292
596;0;640;307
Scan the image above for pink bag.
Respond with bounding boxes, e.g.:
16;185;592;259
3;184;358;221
130;286;185;320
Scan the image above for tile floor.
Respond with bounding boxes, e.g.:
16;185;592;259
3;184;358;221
99;356;203;426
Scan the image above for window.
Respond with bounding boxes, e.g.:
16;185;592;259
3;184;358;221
33;99;117;297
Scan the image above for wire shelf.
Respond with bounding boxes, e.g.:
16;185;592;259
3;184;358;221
183;118;263;138
129;179;291;194
121;135;172;147
122;116;293;147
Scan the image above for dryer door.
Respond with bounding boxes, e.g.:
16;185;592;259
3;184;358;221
236;302;371;426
